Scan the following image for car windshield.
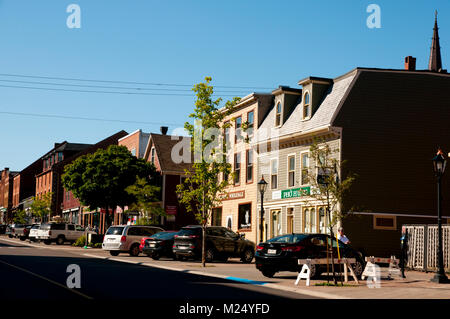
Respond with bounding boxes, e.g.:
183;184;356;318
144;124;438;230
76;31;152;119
41;224;51;230
267;234;308;244
177;228;201;236
151;231;177;240
106;226;125;235
31;225;40;229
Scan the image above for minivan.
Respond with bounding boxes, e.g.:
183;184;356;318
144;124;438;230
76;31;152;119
102;225;164;256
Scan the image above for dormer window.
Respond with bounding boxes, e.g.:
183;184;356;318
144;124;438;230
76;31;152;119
303;92;311;119
275;102;282;126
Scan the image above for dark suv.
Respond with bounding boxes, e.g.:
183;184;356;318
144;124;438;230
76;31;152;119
172;225;255;263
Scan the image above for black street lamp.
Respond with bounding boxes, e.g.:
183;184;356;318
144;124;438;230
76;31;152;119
258;176;268;243
431;148;449;283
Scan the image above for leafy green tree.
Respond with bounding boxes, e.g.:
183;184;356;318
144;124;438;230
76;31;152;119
125;176;165;225
30;192;53;222
177;76;240;267
62;145;157;231
13;209;28;224
304;137;356;284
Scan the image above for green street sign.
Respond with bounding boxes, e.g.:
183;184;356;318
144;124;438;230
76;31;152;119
281;187;310;199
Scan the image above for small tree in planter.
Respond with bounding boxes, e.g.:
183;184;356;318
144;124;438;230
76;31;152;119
176;76;240;267
304;137;356;284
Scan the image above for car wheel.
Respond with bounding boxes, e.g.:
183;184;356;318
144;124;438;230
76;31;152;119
151;253;160;260
240;248;254;263
218;254;229;262
56;236;65;245
352;259;365;278
261;269;276;278
110;251;120;256
205;248;215;262
129;244;140;257
43;240;51;245
19;236;26;241
8;235;13;238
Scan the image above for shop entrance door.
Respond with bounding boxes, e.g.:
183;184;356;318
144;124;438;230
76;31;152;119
270;210;281;239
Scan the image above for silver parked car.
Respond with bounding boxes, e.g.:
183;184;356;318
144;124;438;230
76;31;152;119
102;225;164;257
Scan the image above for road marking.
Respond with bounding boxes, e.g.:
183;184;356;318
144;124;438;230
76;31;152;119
81;253;346;299
225;276;268;285
0;258;93;300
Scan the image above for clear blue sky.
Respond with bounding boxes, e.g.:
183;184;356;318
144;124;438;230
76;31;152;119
0;0;449;171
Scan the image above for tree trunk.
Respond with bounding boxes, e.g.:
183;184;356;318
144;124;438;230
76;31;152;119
202;188;206;267
326;191;337;285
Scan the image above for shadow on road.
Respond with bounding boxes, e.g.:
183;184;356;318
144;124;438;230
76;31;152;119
0;254;301;300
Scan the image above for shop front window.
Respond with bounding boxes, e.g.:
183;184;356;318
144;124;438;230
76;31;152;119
238;204;251;230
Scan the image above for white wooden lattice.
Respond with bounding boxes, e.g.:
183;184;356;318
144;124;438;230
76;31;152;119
405;225;450;271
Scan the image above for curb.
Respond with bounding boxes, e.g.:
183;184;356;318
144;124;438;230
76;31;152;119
0;236;88;252
82;253;348;299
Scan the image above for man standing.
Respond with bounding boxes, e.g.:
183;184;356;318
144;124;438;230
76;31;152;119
337;227;350;245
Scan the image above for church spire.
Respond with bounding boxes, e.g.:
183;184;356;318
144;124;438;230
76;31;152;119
428;10;443;72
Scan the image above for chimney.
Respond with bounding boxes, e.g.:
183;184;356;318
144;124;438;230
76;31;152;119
405;56;416;71
160;126;168;135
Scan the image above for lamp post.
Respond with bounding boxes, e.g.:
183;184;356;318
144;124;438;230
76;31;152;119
431;148;449;283
258;176;268;243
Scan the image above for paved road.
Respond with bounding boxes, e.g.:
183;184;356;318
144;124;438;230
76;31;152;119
0;237;315;301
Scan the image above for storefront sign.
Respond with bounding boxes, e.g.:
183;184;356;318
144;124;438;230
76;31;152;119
166;205;178;215
272;187;310;200
221;190;245;201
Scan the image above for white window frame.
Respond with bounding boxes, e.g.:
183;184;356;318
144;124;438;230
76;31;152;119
303;91;311;120
151;147;155;164
300;151;310;186
275;101;282;127
270;158;278;190
287;153;296;188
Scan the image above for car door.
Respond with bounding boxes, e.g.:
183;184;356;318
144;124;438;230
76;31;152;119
74;225;85;239
206;227;223;253
223;228;240;256
308;235;329;259
67;224;76;240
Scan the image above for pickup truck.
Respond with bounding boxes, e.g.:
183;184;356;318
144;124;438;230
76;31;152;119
10;224;29;239
37;223;95;245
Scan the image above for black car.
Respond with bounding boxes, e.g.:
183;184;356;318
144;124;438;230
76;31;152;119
255;233;365;278
143;231;178;260
0;224;7;234
19;225;34;241
172;225;255;263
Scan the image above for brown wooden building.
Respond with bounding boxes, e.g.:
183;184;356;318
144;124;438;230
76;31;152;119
255;16;450;257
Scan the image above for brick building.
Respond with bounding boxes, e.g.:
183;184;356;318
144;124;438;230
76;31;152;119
35;142;92;221
214;93;272;243
143;128;198;229
114;129;150;225
11;158;43;222
60;131;128;229
0;168;19;223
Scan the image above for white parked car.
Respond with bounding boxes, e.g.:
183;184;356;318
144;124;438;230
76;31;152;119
37;223;95;245
28;224;41;242
102;225;164;256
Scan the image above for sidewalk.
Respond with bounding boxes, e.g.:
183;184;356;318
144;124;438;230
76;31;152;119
2;235;450;299
79;248;450;299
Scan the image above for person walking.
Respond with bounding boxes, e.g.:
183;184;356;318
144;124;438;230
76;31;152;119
337;227;350;245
